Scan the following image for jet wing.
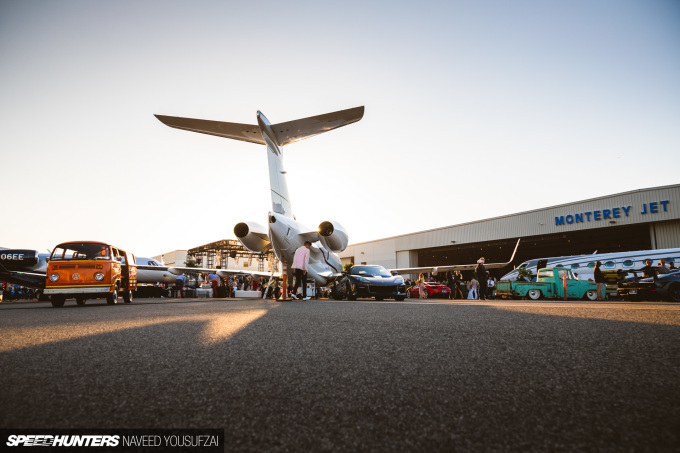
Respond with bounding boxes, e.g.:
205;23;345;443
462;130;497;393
154;115;265;145
318;271;344;281
0;263;46;289
298;230;320;243
216;269;281;279
272;106;365;146
136;265;280;279
390;239;521;275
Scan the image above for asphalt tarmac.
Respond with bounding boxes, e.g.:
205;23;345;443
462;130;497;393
1;297;679;452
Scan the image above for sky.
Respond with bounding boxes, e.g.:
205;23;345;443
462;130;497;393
1;0;679;257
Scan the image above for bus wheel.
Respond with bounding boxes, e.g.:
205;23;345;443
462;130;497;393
527;289;542;300
75;297;86;306
123;290;133;304
51;295;66;308
106;288;118;305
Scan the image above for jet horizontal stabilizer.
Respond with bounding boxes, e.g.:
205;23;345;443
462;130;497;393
154;115;265;145
272;106;364;146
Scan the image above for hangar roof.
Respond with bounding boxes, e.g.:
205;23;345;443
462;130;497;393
345;184;680;251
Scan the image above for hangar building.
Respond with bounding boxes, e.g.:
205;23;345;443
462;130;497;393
338;184;680;276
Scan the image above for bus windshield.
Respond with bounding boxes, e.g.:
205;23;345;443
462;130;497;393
51;243;111;261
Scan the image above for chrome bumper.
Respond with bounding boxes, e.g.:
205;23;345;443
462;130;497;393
43;287;111;295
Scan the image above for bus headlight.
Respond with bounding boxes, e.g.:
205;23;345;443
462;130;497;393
49;273;59;282
94;272;105;281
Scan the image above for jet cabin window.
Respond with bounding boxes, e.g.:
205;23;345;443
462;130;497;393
51;243;110;261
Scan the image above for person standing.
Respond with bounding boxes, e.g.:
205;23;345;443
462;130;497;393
594;261;605;301
208;273;220;298
447;271;456;300
418;273;427;299
453;271;464;300
487;276;495;300
641;259;658;280
475;258;488;300
291;241;312;300
468;277;479;300
174;274;186;298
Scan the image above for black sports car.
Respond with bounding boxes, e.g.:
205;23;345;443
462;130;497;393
617;268;680;302
333;265;407;301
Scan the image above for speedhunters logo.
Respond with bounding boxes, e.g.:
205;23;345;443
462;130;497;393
1;429;223;452
6;435;119;447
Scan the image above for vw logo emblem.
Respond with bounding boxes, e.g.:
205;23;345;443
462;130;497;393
72;273;81;280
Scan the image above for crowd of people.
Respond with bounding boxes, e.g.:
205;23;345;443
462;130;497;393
172;273;279;299
403;257;498;300
0;283;42;301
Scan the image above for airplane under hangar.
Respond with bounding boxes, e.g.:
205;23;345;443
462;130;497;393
338;184;680;276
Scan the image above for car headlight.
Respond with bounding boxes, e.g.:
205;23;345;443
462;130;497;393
354;277;369;283
394;276;404;284
94;272;105;281
49;273;59;282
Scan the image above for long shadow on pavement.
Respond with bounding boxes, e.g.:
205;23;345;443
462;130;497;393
1;300;678;452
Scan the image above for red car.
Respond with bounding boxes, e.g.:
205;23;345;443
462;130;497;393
406;282;451;299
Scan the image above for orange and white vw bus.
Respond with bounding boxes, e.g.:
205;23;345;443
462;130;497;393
44;241;137;308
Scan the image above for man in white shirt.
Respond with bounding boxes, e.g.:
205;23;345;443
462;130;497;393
291;241;312;300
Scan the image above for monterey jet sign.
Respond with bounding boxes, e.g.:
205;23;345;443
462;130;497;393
555;200;670;226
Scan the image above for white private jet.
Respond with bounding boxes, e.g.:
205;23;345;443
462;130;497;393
499;247;680;281
154;107;364;285
153;107;521;287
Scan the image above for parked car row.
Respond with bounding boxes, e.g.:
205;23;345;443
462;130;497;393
616;268;680;302
330;263;680;303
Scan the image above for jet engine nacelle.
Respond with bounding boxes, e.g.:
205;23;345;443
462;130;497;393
234;222;271;253
0;249;40;270
318;220;348;253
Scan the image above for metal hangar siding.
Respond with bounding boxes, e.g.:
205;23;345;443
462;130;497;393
339;184;680;270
